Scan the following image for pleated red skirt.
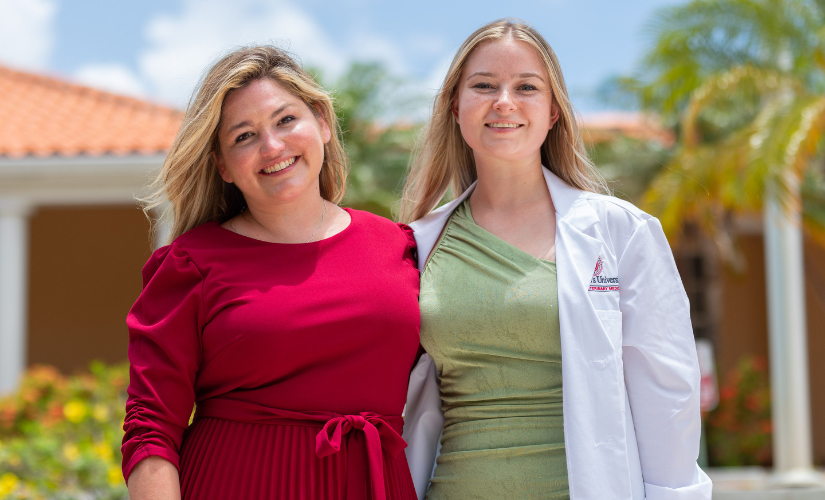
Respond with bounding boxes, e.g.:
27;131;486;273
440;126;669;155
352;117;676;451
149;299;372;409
178;417;417;500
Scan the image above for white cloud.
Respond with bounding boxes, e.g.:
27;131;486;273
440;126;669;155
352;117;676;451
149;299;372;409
137;0;351;107
73;63;147;98
406;34;449;58
0;0;56;70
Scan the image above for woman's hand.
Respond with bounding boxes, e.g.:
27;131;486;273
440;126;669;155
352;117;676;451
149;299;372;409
127;456;181;500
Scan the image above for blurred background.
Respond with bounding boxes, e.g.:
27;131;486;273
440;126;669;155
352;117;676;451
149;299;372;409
0;0;824;498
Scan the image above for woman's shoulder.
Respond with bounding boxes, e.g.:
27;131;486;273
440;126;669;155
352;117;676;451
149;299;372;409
346;208;417;254
141;222;224;286
582;192;658;233
348;208;410;236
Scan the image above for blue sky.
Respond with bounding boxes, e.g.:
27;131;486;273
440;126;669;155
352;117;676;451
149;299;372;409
1;0;685;114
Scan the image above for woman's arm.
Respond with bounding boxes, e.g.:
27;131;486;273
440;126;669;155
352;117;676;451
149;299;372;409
127;456;181;500
402;353;444;500
121;245;204;487
618;217;712;499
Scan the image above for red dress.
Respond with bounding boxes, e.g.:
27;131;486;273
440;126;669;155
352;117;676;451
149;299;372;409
121;209;420;500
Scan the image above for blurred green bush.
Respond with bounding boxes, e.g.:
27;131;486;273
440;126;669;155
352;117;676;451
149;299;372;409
0;362;128;500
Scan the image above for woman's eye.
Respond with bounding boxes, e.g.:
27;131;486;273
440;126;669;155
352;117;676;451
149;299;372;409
279;115;296;125
471;82;494;89
235;132;253;143
517;84;538;91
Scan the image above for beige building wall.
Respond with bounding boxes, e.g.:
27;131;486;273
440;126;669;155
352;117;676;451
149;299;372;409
27;205;152;373
716;235;825;464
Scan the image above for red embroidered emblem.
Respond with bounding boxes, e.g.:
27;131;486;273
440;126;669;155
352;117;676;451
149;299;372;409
589;255;619;292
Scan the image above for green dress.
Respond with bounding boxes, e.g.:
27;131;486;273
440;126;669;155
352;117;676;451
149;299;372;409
419;199;569;500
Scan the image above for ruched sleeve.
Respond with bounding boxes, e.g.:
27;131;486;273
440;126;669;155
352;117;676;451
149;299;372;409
121;244;204;482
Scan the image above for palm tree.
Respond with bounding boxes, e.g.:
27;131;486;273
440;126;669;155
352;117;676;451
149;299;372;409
625;0;825;483
626;0;825;247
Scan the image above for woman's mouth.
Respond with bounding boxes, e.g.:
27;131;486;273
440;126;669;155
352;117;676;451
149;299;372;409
485;122;522;129
260;156;298;174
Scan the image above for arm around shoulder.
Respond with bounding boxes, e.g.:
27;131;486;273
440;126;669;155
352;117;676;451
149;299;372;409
619;217;712;499
402;353;444;500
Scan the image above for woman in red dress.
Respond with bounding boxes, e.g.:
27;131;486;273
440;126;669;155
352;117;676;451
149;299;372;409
122;46;420;500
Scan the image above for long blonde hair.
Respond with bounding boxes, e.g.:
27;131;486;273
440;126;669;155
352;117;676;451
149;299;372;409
399;19;606;223
142;45;348;243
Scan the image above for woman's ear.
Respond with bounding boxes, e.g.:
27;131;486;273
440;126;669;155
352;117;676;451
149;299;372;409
451;96;460;124
213;151;233;183
549;100;561;129
315;106;332;144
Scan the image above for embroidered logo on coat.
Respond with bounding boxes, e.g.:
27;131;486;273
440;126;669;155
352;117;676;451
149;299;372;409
589;255;620;292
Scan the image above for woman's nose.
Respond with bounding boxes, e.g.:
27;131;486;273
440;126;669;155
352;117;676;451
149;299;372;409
260;129;286;157
493;89;516;112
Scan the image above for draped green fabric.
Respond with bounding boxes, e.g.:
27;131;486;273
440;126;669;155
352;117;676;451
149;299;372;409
420;200;569;500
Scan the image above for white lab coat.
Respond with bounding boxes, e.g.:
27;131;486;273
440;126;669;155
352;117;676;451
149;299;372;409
402;167;712;500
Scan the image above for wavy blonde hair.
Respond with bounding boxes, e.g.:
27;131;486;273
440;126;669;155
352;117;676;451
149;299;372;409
399;19;606;223
142;45;348;243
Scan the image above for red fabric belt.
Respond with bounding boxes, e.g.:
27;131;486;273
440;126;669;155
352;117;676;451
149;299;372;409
195;399;406;500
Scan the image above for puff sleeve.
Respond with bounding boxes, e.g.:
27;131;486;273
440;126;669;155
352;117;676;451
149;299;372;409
121;244;205;482
397;223;419;270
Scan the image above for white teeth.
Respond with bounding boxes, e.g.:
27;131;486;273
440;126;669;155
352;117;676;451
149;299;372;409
262;156;296;174
487;123;520;128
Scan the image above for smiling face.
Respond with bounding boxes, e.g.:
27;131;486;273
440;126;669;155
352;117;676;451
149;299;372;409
215;78;331;209
453;37;559;167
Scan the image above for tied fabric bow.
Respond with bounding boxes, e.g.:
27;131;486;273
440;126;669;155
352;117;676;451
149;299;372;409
316;412;407;500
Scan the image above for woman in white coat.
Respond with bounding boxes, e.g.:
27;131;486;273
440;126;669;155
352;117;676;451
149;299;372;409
399;19;712;500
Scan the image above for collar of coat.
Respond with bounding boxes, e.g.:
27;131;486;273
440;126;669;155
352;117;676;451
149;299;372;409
408;166;599;273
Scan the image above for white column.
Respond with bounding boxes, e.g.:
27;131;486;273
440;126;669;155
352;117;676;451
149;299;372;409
0;198;33;395
763;189;822;486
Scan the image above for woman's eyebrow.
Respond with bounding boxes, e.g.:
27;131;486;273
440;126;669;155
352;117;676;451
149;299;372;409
466;71;496;80
224;103;294;135
516;72;545;82
466;71;546;82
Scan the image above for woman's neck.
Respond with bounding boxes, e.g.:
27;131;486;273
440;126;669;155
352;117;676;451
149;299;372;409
237;187;330;243
470;155;549;212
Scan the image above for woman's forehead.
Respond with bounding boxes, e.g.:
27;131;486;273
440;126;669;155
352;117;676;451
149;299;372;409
463;38;548;78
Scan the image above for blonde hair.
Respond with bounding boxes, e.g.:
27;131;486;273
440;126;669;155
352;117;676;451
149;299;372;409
399;18;607;223
142;45;348;243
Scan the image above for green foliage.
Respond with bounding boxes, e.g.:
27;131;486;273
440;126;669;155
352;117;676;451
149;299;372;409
588;137;674;204
0;363;129;500
318;62;422;218
706;356;773;466
627;0;825;121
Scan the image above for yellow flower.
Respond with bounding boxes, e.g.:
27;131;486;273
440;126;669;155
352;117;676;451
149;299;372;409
92;404;110;422
63;400;88;424
94;441;113;462
63;443;80;462
107;466;123;486
0;472;19;497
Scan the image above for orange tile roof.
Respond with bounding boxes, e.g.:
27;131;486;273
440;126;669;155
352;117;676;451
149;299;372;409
580;112;675;147
0;65;183;158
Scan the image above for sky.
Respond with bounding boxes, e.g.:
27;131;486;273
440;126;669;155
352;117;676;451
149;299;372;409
0;0;686;115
